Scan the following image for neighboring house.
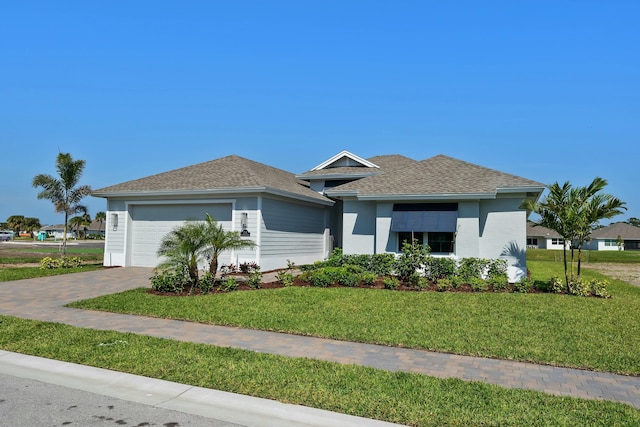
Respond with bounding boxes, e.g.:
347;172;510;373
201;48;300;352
40;225;76;239
92;151;545;280
585;222;640;251
526;221;567;250
41;220;106;239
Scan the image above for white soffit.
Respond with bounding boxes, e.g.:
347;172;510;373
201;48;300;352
310;150;379;171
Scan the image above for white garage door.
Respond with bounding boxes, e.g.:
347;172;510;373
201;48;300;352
129;204;233;267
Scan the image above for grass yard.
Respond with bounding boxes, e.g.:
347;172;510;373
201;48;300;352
70;261;640;375
527;248;640;263
0;315;638;427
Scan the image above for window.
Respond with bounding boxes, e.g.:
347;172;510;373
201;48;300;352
604;239;617;247
428;232;455;253
551;238;564;245
527;238;538;246
398;232;423;252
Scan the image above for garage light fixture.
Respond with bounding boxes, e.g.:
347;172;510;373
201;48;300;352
111;213;119;231
241;212;248;230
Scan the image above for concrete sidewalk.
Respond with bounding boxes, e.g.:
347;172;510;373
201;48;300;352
0;267;639;412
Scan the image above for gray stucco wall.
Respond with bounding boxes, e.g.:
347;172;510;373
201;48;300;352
342;199;376;254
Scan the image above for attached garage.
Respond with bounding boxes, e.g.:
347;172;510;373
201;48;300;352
128;203;233;267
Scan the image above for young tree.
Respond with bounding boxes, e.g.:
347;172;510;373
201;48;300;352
32;153;92;256
572;178;626;279
521;181;575;290
24;217;41;237
68;213;91;239
202;214;256;275
522;177;626;290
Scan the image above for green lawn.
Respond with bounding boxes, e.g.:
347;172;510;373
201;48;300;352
70;261;640;375
1;315;638;427
527;248;640;263
0;265;104;281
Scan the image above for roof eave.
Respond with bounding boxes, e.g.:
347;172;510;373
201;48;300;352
92;187;334;206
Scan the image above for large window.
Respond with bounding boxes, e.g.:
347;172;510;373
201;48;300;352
391;203;458;253
551;238;564;246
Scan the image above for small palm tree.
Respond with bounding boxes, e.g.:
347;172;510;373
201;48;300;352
32;153;92;256
202;214;256;275
156;221;209;283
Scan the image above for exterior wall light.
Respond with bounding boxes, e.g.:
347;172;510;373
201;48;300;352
111;213;119;231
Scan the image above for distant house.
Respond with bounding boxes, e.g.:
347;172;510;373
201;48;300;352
526;221;567;250
585;222;640;251
41;220;106;239
92;150;545;280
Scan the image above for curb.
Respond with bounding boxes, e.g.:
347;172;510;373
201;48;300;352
0;350;404;427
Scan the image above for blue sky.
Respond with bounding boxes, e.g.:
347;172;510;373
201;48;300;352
1;1;638;225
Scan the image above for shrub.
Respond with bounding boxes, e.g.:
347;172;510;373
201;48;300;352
239;262;260;273
370;253;396;276
219;277;238;292
310;270;332;288
325;248;344;267
220;264;238;274
40;256;82;269
547;276;565;294
436;278;454;292
569;279;591;297
247;269;262;289
276;270;294;287
395;239;430;279
513;277;533;293
457;258;489;282
361;272;377;286
382;276;400;290
424;257;457;281
150;269;187;293
197;272;214;294
589;279;611;298
469;277;489;292
408;272;429;289
488;274;509;291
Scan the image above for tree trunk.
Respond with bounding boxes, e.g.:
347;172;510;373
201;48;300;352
562;246;569;293
62;213;68;257
209;256;219;276
577;245;583;280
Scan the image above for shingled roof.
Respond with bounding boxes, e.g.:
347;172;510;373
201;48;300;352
325;154;544;198
93;155;332;204
590;222;640;240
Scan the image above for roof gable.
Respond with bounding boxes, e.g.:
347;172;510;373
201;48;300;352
310;150;379;171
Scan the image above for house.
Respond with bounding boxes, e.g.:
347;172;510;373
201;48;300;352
92;151;545;280
526;221;567;250
585;222;640;251
41;220;106;239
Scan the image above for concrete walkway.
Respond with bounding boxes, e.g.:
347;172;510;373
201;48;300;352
1;267;639;411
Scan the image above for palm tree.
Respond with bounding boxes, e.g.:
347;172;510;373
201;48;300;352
6;215;26;235
522;177;626;291
69;214;92;239
521;181;575;290
95;211;106;235
156;220;209;283
32;153;92;256
202;214;256;275
572;178;626;279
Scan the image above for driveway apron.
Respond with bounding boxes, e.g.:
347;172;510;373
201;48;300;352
1;267;639;409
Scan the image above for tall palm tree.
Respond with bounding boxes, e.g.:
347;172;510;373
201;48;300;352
202;214;256;275
32;153;92;256
156;220;209;283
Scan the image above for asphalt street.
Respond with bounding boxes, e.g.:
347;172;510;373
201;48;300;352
0;372;243;427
